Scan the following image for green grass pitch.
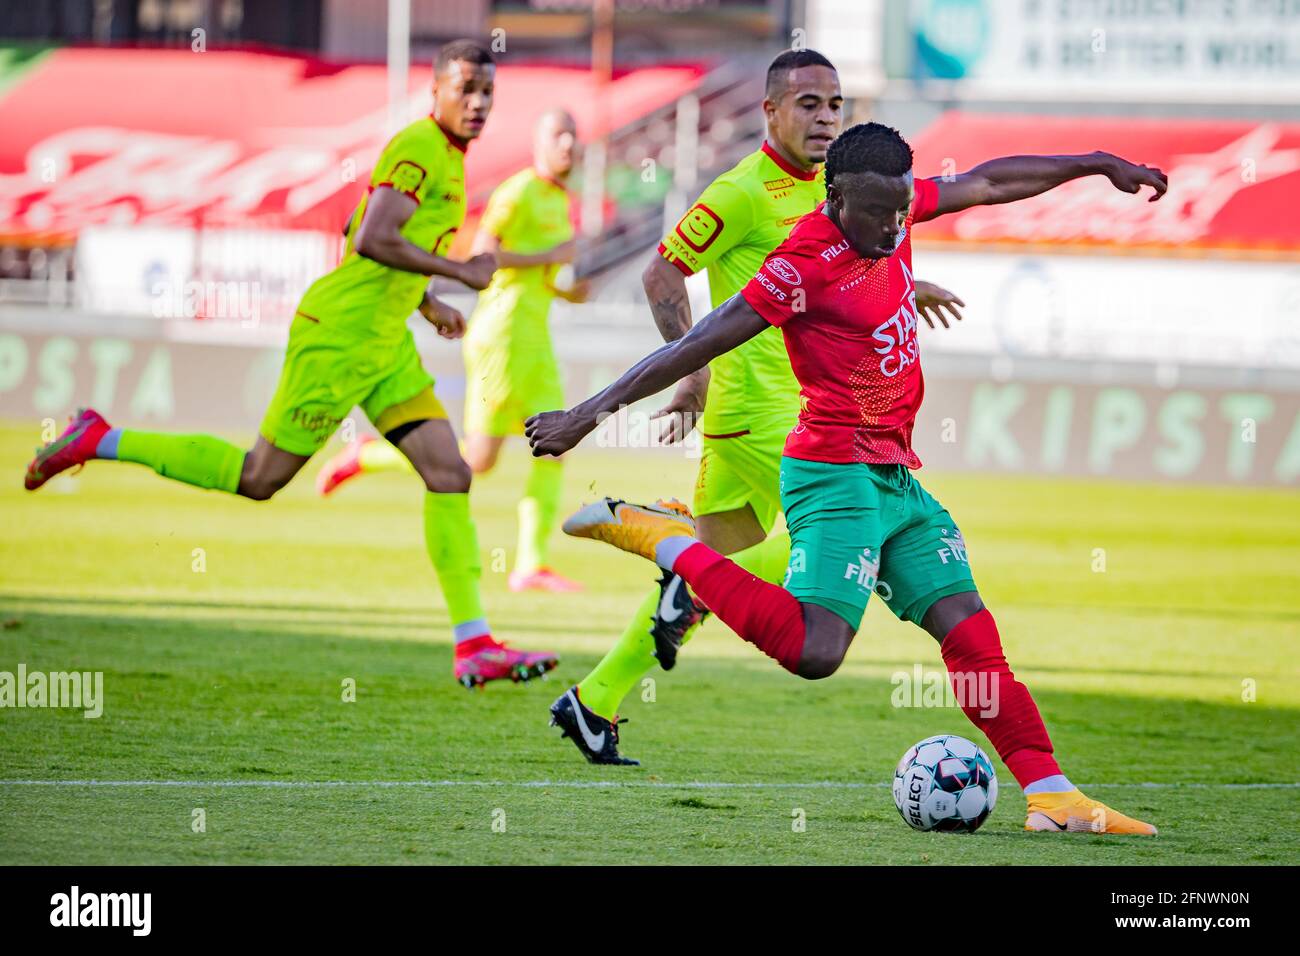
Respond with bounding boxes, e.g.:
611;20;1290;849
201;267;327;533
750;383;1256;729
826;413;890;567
1;421;1297;865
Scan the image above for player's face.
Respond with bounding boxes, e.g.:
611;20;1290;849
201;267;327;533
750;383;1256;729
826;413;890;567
433;61;495;140
828;171;914;260
537;113;579;179
765;66;843;167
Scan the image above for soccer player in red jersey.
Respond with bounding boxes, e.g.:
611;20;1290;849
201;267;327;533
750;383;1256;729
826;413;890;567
526;123;1169;835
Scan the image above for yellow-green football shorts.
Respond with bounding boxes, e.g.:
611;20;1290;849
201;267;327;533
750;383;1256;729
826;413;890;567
260;316;442;456
462;338;564;438
692;426;785;534
779;457;978;630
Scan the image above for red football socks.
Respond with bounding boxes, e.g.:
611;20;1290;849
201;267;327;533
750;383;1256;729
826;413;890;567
672;544;1063;787
673;542;806;672
940;609;1062;788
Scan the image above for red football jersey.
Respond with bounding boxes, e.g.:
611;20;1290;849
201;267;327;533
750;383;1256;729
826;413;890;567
738;178;940;467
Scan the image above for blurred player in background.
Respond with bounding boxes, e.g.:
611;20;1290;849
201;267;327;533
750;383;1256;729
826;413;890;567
530;122;1168;834
547;49;964;764
318;110;590;594
24;40;559;689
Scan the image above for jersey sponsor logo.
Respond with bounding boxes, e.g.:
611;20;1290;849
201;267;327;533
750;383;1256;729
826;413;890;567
872;261;920;378
820;239;850;262
767;256;802;285
843;547;880;592
839;271;872;293
674;202;724;253
781;215;802;226
764;176;795;192
387;160;427;196
289;405;344;439
935;528;968;565
753;267;789;302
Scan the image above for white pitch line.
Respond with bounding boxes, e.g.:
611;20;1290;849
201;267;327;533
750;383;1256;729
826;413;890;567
0;780;1296;790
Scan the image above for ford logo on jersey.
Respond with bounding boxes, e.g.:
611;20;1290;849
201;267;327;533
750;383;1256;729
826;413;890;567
767;257;802;285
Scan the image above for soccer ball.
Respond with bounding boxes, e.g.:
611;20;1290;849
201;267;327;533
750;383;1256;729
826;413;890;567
892;734;997;833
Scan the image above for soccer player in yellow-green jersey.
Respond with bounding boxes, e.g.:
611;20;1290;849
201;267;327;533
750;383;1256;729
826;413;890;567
319;111;589;594
548;49;965;764
25;40;561;688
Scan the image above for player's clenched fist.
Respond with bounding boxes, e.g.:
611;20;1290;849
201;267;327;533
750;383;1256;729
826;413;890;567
418;293;466;339
526;409;589;458
456;252;498;290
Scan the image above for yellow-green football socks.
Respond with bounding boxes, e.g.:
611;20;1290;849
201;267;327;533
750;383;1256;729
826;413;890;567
516;457;563;574
423;491;488;639
109;429;245;494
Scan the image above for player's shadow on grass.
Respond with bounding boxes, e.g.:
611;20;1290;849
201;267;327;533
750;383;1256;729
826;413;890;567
0;590;437;620
3;593;1291;685
0;590;621;638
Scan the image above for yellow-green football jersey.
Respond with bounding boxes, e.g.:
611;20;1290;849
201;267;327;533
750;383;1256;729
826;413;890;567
466;167;574;350
297;117;467;350
657;142;825;437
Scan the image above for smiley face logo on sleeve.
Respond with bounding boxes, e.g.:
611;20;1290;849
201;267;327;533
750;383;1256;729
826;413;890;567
675;203;724;253
387;160;427;198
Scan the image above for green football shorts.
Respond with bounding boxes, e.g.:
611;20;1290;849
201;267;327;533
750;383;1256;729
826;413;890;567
779;456;978;630
260;315;439;456
692;426;785;534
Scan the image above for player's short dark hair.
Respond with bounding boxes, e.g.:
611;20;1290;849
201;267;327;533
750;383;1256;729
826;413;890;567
435;39;494;75
825;122;913;185
765;48;836;98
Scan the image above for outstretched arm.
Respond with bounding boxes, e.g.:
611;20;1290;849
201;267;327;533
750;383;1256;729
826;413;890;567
526;295;768;457
932;151;1167;217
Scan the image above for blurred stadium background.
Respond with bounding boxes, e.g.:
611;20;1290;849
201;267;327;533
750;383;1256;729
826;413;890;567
1;0;1297;485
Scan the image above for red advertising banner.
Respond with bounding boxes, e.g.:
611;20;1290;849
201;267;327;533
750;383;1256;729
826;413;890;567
911;113;1300;256
0;47;703;241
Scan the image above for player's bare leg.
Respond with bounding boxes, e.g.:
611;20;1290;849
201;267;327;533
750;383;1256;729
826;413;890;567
395;417;558;687
463;433;505;475
238;437;310;500
395;417;473;492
